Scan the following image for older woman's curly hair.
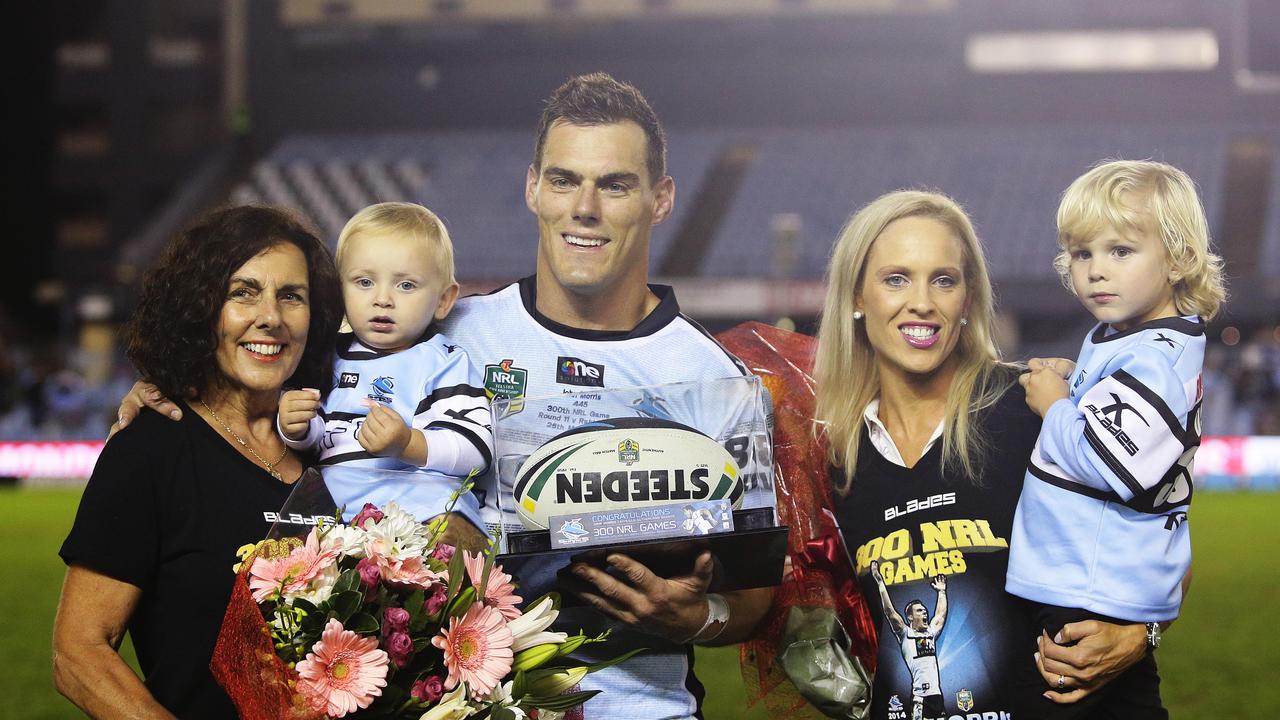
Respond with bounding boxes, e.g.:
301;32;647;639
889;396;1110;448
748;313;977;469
126;205;342;400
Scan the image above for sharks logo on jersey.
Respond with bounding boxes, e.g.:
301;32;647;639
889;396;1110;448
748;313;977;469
369;376;395;403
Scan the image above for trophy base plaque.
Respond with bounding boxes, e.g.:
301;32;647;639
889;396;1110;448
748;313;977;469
497;508;788;605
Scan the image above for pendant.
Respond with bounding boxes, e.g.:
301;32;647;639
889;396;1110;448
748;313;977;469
270;469;282;481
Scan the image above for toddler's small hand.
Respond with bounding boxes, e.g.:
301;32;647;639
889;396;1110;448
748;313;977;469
358;401;412;458
279;388;321;440
1020;367;1070;418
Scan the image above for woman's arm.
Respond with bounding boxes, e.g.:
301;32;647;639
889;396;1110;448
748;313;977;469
52;565;176;719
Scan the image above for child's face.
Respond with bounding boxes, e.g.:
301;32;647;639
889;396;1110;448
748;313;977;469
1067;221;1177;331
340;232;457;352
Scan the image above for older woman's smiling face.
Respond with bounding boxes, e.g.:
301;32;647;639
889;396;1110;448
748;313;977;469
857;216;969;382
214;242;311;396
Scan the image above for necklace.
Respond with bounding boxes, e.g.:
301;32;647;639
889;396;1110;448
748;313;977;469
199;400;288;480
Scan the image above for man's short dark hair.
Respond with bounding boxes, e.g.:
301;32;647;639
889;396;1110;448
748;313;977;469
533;72;667;184
904;599;927;617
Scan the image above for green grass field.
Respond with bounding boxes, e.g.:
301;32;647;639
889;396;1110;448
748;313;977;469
6;487;1277;719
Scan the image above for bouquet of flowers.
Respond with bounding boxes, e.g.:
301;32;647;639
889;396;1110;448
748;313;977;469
213;500;636;720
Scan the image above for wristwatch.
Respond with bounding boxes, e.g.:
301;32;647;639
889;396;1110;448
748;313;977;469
1145;622;1162;652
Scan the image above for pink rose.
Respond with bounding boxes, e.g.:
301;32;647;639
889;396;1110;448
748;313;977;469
425;584;448;617
411;675;445;703
383;607;410;636
430;543;455;563
351;503;385;529
357;557;381;590
386;631;414;668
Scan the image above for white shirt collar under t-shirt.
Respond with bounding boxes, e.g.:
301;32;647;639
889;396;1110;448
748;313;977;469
862;398;944;468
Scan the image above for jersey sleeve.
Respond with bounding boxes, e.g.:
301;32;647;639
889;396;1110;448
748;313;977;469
1038;348;1193;501
414;345;494;476
59;416;166;589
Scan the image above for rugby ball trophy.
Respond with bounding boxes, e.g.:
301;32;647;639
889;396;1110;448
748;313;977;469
491;377;787;602
512;417;743;530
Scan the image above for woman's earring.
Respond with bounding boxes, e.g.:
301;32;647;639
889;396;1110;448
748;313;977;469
853;311;864;320
960;318;968;326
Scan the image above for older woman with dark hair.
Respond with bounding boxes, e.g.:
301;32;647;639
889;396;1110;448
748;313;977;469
52;206;342;718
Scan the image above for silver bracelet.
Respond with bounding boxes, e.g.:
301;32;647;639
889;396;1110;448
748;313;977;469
686;593;730;645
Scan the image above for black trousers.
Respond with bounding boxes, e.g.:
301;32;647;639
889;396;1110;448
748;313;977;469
1010;603;1168;720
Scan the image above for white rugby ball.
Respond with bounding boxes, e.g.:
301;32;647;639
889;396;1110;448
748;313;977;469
513;417;743;530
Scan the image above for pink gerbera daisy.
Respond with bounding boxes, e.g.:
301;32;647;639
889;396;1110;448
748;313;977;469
462;551;523;620
375;553;445;590
431;603;514;697
295;618;390;718
248;528;338;602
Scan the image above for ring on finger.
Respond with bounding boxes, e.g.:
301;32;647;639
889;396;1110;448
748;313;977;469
1057;674;1066;690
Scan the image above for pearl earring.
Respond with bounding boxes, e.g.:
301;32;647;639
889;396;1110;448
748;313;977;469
853;311;864;320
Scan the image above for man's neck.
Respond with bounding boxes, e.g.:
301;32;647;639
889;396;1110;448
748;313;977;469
533;274;660;332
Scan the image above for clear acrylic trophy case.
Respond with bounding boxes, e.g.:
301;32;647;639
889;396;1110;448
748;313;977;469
490;375;787;600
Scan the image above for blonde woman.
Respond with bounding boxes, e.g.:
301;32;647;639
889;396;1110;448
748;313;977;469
813;191;1149;719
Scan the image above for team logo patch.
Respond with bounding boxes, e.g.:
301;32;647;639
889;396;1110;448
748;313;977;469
888;695;904;712
485;359;528;417
956;689;974;712
554;517;591;545
556;356;605;387
338;372;359;388
618;438;640;465
369;376;395;403
631;390;674;420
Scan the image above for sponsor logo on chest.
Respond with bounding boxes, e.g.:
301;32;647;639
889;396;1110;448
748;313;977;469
556;356;605;387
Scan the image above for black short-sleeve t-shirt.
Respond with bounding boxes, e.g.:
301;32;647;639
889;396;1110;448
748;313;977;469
60;403;293;719
834;381;1042;719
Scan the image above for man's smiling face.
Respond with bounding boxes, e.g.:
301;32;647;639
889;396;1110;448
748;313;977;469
527;120;673;304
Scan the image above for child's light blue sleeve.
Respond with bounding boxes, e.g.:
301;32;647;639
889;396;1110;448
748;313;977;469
413;344;494;476
1039;349;1193;501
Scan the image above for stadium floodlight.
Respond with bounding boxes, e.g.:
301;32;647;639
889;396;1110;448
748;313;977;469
965;29;1219;74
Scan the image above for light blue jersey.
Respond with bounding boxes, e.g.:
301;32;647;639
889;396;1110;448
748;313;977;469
288;332;493;528
1007;316;1204;622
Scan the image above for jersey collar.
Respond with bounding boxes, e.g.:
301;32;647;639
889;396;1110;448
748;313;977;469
335;329;438;360
1089;315;1204;345
516;275;681;341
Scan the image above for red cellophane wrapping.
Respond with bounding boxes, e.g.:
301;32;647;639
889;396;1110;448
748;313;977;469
715;322;877;718
211;569;325;720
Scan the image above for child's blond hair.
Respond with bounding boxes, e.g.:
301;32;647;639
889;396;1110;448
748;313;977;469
336;202;456;285
1055;159;1226;320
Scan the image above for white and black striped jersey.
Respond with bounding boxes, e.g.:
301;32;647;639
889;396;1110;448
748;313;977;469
285;332;493;527
1007;316;1204;622
438;276;755;720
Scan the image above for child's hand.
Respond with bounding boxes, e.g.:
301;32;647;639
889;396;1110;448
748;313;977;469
1020;362;1071;417
279;388;321;440
358;401;413;458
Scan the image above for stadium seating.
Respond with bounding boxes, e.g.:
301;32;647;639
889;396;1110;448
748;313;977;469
704;124;1228;280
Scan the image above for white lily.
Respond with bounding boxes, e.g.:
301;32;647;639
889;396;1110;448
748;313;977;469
487;681;528;720
420;683;473;720
506;596;568;652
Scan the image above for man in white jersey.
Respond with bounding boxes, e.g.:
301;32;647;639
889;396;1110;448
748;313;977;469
116;72;773;720
871;561;948;720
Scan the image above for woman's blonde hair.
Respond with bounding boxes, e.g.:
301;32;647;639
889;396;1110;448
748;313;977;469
336;202;456;285
1055;159;1226;320
814;190;1014;494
